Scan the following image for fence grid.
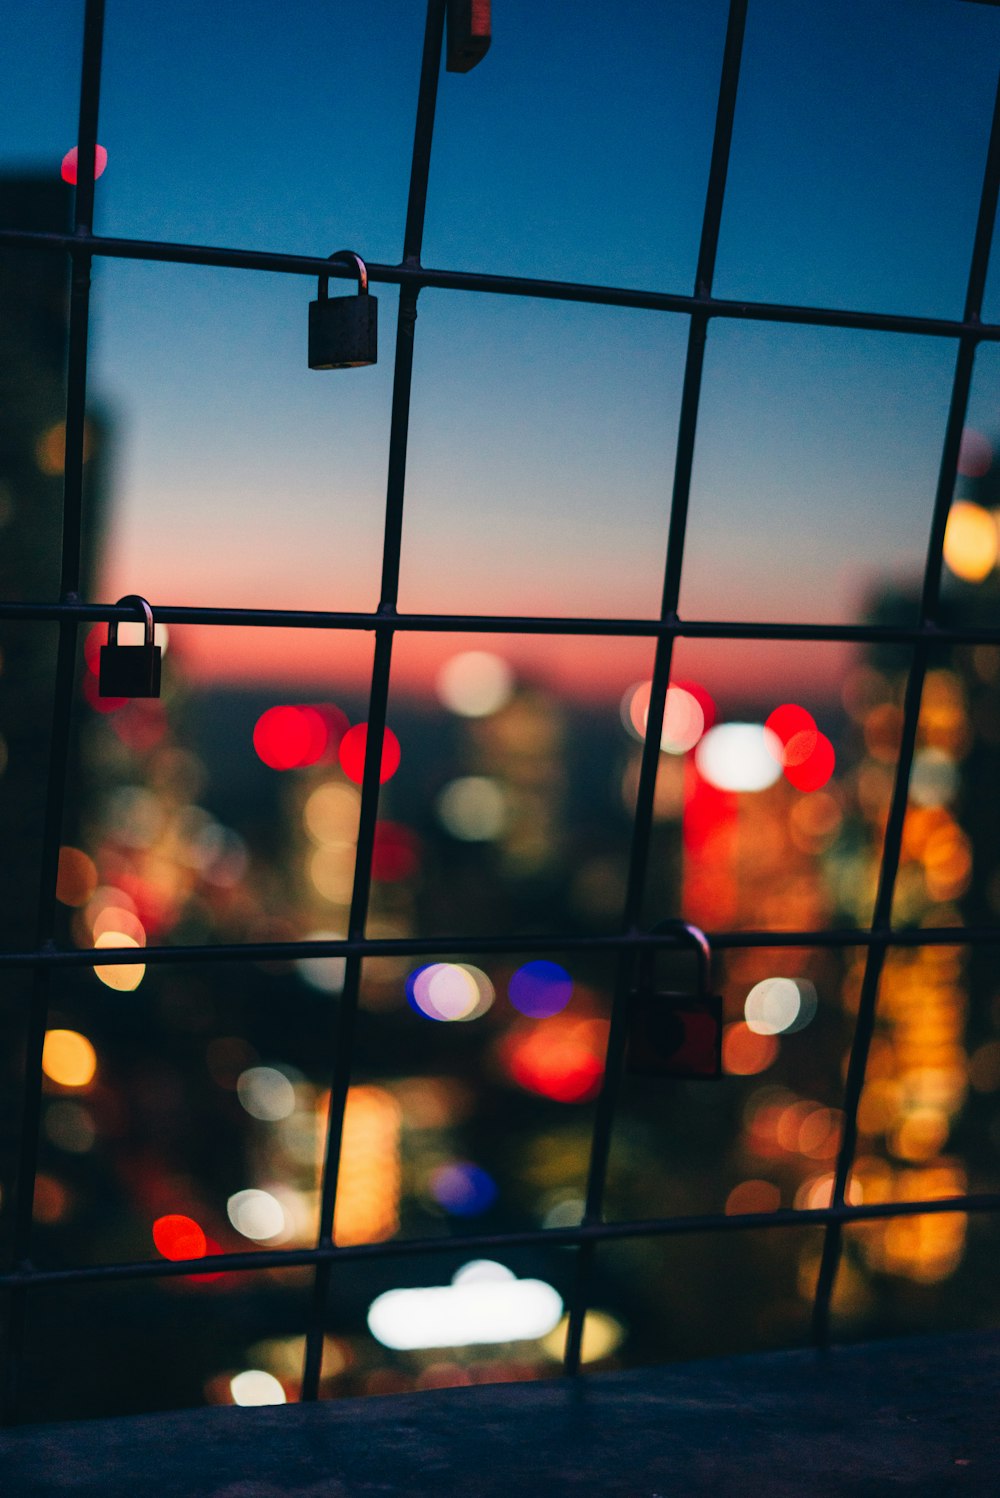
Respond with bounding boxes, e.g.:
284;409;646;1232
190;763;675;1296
3;0;1000;1421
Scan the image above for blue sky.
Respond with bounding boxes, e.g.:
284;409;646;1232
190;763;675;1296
5;0;1000;700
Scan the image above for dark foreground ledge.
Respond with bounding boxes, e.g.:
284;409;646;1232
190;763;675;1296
3;1331;1000;1497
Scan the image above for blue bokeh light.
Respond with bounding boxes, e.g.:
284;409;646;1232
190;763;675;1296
429;1162;498;1217
507;960;574;1018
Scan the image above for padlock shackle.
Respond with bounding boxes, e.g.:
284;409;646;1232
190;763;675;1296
318;250;368;301
641;919;712;994
108;593;155;648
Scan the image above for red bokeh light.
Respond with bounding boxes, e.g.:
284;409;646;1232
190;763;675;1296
84;625;104;676
254;704;350;770
107;872;176;940
371;822;419;882
502;1022;605;1103
82;671;125;713
187;1236;226;1285
313;703;349;759
765;703;816;750
110;700;168;752
338;723;401;785
253;706;312;769
682;758;739;927
783;731;835;792
61;145;108;184
152;1213;207;1261
295;706;330;766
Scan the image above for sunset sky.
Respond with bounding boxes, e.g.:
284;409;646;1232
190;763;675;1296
6;0;1000;704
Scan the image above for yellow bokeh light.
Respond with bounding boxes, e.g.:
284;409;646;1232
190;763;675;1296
942;500;997;582
309;844;356;904
42;1029;97;1088
93;931;145;991
303;782;361;846
541;1310;624;1364
333;1085;402;1246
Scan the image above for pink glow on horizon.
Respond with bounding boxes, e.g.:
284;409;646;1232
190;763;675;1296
163;624;851;709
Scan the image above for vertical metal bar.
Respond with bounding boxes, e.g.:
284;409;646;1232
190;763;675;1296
811;63;1000;1348
3;0;106;1424
563;0;749;1377
300;0;446;1403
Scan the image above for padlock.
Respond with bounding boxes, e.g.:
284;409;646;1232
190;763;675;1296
446;0;491;72
308;250;377;370
626;922;723;1079
99;594;161;698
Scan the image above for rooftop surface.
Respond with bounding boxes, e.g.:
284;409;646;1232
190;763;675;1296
3;1329;999;1496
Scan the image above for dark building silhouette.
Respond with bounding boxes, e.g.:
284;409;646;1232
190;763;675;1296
0;176;108;951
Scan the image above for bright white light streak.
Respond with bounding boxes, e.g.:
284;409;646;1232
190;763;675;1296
367;1260;563;1350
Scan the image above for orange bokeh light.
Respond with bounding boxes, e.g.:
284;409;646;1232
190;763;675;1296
722;1022;778;1075
56;846;98;907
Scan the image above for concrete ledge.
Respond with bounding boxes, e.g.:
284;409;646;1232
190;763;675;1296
3;1331;999;1496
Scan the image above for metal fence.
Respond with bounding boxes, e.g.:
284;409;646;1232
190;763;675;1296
3;0;1000;1423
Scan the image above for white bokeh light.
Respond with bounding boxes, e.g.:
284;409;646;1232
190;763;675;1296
744;976;818;1035
236;1066;296;1121
660;686;705;754
367;1260;563;1350
295;930;347;993
227;1188;286;1242
694;723;783;792
909;748;959;808
230;1369;286;1406
436;776;508;840
436;652;514;718
410;963;493;1022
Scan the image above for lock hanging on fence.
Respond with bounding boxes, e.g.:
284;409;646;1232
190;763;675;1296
308;250;377;370
626;921;723;1080
446;0;491;72
99;594;161;699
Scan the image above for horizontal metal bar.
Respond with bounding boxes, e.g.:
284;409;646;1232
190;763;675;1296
2;599;1000;648
0;924;993;971
3;1192;995;1292
1;227;999;342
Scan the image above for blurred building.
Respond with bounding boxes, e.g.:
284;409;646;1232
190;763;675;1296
0;175;108;950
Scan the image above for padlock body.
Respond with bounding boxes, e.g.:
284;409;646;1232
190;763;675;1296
626;990;723;1079
308;293;378;369
99;644;162;698
447;0;491;72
